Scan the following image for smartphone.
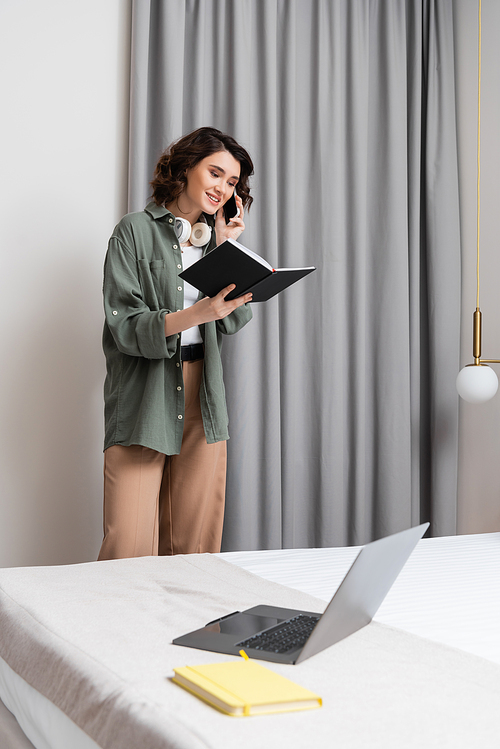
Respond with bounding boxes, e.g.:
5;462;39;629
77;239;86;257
223;191;240;224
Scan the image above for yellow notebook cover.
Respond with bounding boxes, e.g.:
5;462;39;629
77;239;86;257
172;652;322;717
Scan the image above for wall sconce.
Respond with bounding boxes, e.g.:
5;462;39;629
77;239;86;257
456;0;500;403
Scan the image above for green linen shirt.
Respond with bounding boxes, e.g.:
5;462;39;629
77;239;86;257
102;202;252;455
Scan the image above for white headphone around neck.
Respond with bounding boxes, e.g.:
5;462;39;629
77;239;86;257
174;217;212;247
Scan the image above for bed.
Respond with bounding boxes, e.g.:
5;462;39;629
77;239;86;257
0;532;499;749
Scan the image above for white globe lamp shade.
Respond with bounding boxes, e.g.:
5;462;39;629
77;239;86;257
456;365;499;403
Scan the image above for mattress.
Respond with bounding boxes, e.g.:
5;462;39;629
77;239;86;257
0;533;499;749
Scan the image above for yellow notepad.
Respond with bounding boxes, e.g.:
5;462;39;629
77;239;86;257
172;651;322;717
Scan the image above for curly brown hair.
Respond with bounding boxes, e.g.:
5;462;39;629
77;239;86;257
150;127;254;210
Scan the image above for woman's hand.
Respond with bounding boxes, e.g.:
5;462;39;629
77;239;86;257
194;284;252;322
214;194;245;245
164;283;252;337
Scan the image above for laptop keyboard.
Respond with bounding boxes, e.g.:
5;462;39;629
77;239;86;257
235;614;320;654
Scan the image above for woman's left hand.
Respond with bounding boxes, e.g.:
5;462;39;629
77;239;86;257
215;194;245;245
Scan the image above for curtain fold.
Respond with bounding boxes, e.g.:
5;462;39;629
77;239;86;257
128;0;460;549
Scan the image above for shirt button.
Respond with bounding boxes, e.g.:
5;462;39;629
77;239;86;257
112;310;118;316
177;386;182;391
176;362;180;367
178;414;183;420
173;244;178;250
169;218;173;223
177;334;180;339
177;264;182;269
177;286;182;291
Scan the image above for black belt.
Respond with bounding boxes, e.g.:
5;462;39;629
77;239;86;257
181;344;204;362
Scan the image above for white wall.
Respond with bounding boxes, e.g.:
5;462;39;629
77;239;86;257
0;0;131;566
455;0;500;534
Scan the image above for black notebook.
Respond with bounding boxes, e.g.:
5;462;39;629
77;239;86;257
179;238;316;302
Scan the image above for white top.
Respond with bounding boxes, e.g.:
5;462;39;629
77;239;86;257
180;245;203;346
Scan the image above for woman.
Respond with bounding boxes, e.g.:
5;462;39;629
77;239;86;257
98;127;254;560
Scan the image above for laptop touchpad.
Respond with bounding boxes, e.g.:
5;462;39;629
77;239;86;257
205;613;283;638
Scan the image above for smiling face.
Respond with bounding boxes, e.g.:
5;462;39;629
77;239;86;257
183;150;240;218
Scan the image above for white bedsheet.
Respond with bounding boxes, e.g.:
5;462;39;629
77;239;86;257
0;655;99;749
220;532;500;664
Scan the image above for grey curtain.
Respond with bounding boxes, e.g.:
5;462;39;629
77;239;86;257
128;0;461;549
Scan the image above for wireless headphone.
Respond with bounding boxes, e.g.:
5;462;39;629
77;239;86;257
174;217;212;247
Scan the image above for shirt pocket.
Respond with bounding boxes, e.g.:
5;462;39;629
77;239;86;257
137;258;170;310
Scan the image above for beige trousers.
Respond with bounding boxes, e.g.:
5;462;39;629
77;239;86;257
97;360;227;559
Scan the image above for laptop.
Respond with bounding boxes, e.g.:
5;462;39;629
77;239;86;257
173;522;429;664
